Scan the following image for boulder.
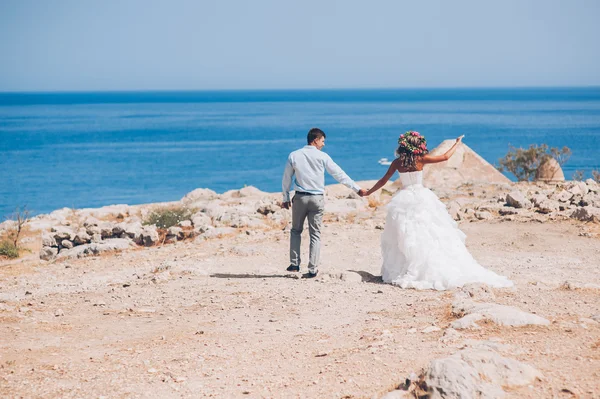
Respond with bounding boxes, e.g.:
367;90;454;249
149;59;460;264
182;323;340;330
181;188;218;203
452;299;550;328
60;239;74;250
122;222;143;241
39;246;58;261
506;191;530;208
56;238;133;259
99;222;115;239
423;348;543;398
535;157;564;182
167;226;184;240
51;226;75;241
191;213;213;233
535;199;560;214
551;190;573;203
139;226;159;246
73;229;91;245
567;181;589;196
41;232;57;247
571;206;600;222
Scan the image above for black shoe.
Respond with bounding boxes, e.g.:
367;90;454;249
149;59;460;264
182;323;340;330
286;264;300;272
307;270;318;278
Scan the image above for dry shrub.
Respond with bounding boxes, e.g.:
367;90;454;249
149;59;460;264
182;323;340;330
0;240;19;259
367;195;382;208
143;206;193;229
497;144;571;181
0;207;30;259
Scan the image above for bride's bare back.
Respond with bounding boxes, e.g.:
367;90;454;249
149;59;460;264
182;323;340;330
366;135;463;195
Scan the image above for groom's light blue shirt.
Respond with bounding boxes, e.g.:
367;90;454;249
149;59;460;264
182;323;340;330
282;145;360;202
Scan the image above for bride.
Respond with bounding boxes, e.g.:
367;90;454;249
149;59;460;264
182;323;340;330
365;131;513;290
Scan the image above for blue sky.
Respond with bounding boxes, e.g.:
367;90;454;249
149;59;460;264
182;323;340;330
1;0;599;91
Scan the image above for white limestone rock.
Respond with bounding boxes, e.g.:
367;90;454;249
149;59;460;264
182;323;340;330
56;238;133;259
506;191;530;208
39;246;58;261
41;232;57;247
424;348;543;399
453;299;550;328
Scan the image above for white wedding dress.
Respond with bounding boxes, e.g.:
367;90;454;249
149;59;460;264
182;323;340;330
381;171;513;290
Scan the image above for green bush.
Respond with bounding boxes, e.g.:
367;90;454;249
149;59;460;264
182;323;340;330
143;206;193;229
0;240;19;259
497;144;571;181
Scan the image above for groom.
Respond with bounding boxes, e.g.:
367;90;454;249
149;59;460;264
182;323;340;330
282;128;366;277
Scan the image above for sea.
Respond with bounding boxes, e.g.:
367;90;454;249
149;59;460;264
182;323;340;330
1;87;599;217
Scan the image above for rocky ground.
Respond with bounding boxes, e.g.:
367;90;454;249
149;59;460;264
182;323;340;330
1;180;600;398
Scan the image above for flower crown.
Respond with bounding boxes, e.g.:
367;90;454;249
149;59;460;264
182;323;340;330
397;131;428;155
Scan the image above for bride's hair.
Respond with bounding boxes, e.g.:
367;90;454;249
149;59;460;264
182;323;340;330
395;131;429;169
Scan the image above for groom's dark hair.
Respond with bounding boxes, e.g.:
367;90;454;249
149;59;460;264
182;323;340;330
307;128;326;144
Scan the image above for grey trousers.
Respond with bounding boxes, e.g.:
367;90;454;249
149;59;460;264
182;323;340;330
290;193;324;273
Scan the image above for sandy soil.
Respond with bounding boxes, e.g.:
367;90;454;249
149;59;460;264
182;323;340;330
1;218;600;398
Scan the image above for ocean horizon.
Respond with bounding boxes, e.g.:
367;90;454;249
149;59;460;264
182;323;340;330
1;87;599;217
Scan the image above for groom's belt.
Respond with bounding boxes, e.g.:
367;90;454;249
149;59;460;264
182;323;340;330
295;191;323;196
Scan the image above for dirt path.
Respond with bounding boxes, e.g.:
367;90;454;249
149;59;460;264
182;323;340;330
1;220;599;398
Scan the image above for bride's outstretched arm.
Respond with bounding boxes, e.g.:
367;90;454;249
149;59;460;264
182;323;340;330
421;135;463;164
365;160;397;196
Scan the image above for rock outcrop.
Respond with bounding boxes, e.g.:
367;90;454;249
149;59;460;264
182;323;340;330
419;140;511;188
535;157;565;182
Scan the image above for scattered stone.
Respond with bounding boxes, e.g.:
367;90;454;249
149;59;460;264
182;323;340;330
475;211;493;220
52;226;75;241
73;229;91;245
39;246;58;261
451;313;484;330
60;240;74;250
506;191;530;208
54;309;64;317
571;206;600;222
56;238;133;259
498;208;518;216
422;326;441;334
453;299;550;328
257;202;280;215
551;190;573;203
536;199;560;214
140;226;160;246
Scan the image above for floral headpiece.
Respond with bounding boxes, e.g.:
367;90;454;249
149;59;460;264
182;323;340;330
397;131;428;155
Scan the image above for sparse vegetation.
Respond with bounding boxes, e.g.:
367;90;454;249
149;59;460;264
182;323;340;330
143;206;193;229
0;240;19;259
497;144;571;181
593;170;600;184
0;207;30;259
572;170;584;181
